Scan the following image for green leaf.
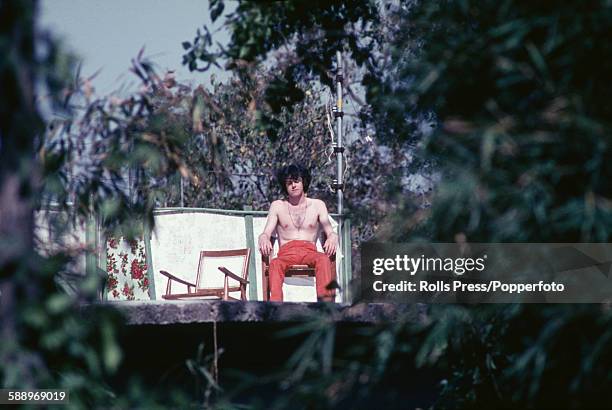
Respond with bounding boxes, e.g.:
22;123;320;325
102;320;122;372
46;293;72;314
100;198;121;219
210;1;225;23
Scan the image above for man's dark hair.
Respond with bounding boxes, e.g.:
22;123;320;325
277;164;311;195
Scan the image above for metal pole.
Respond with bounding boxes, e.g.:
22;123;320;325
335;51;345;302
180;175;184;207
336;51;344;216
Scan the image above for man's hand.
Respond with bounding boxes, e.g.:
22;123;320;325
258;234;273;257
323;233;338;256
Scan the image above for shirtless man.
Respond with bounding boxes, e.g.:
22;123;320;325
258;164;338;302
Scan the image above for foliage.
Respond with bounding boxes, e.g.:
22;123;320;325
1;1;127;407
216;304;611;409
380;0;612;242
41;53;204;237
354;1;612;401
2;2;204;407
169;65;336;211
371;0;612;407
183;0;379;90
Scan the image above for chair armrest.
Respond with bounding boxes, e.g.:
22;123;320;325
218;267;249;285
159;270;196;288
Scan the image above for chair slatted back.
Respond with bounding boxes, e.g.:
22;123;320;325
195;248;251;290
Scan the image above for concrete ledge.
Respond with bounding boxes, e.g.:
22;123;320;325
97;300;425;325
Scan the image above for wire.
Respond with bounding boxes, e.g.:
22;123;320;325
325;96;336;145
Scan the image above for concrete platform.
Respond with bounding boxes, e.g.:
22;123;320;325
99;300;426;325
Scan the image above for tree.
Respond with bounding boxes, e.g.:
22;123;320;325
1;3;202;405
369;1;612;407
0;1;126;404
378;0;612;243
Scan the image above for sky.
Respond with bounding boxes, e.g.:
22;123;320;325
39;0;230;96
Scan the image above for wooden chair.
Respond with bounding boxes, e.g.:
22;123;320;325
160;248;251;301
261;237;336;301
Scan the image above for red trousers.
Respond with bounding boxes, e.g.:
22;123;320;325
269;240;335;301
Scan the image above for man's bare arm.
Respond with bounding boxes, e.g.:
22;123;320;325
258;201;280;256
317;200;338;256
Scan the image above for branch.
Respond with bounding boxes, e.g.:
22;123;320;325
346;84;366;107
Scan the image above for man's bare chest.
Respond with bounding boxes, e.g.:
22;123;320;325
277;203;319;231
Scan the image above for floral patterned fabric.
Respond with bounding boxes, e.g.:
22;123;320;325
106;237;150;300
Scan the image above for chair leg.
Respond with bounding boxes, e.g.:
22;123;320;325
262;267;269;301
223;276;229;301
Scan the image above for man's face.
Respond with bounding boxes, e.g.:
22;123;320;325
285;177;304;197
